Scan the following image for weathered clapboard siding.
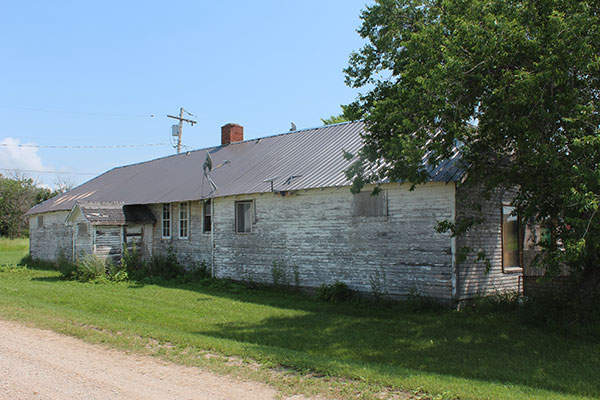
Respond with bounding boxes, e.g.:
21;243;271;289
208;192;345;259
149;201;212;266
70;207;93;260
455;182;522;299
29;211;72;261
212;182;455;300
94;226;122;262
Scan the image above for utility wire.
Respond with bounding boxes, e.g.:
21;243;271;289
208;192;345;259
0;105;155;118
0;168;98;175
1;142;168;149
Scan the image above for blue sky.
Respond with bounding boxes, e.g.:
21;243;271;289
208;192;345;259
0;1;371;187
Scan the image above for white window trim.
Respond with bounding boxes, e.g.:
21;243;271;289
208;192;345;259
162;203;172;239
179;202;189;239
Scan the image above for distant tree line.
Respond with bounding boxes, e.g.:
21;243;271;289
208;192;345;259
0;174;71;238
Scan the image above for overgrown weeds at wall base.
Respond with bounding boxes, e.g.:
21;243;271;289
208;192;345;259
183;260;211;281
73;255;107;282
121;244;146;280
56;254;77;279
318;281;354;303
146;247;185;280
517;290;600;334
271;261;288;287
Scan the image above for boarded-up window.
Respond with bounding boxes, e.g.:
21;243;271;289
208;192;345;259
179;202;189;239
502;205;522;271
77;223;88;238
162;204;171;238
235;201;253;233
37;215;44;228
203;199;212;233
352;190;387;217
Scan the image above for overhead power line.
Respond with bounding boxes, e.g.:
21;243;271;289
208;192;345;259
0;142;168;149
0;105;155;118
0;168;98;175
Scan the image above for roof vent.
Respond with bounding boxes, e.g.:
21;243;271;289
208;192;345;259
221;123;243;145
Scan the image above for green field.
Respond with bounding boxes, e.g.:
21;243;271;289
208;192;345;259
0;239;598;399
0;237;28;265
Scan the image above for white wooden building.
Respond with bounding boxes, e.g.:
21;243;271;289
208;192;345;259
27;121;529;302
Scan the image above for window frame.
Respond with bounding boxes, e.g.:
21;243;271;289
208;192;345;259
203;199;212;234
162;203;171;239
501;204;523;273
179;202;189;239
235;200;254;234
37;215;44;228
351;189;388;219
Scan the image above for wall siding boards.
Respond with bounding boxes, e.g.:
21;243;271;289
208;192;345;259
94;226;122;262
455;182;522;299
212;183;455;300
149;202;212;267
29;211;72;261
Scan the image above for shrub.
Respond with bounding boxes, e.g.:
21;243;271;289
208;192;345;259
56;254;77;279
518;290;600;332
318;281;353;303
146;246;184;280
405;291;445;313
74;255;106;282
369;265;388;301
121;243;147;280
469;292;520;314
189;260;211;280
106;259;128;282
271;261;288;287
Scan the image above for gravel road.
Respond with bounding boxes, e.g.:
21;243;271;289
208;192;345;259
0;319;295;400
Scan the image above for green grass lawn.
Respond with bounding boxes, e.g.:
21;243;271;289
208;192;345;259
0;237;28;265
0;239;598;400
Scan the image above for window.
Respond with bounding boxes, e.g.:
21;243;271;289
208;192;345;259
77;223;87;238
203;199;212;233
502;205;522;272
37;215;44;228
179;202;189;239
351;190;387;217
235;201;253;233
162;203;171;238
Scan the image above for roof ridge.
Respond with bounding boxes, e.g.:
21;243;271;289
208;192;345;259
110;120;363;171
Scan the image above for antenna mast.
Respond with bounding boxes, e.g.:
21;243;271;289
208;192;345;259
167;107;197;153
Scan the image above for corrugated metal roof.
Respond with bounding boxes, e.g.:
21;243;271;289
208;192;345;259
27;121;464;215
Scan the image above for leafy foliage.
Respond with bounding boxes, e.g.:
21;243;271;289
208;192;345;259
317;281;354;303
321;105;351;125
73;255;107;282
0;173;70;238
344;0;600;287
121;243;146;280
145;247;185;280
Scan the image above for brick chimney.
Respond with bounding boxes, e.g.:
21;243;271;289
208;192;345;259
221;123;243;145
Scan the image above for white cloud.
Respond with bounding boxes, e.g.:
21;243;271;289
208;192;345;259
0;137;50;177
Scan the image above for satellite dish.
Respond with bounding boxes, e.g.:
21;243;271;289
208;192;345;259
290;122;297;131
203;151;213;173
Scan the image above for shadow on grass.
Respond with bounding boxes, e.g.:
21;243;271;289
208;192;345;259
142;279;599;399
25;269;598;398
31;276;64;283
19;256;60;272
191;309;598;398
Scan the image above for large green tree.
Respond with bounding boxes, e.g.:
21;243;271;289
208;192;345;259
344;0;600;289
